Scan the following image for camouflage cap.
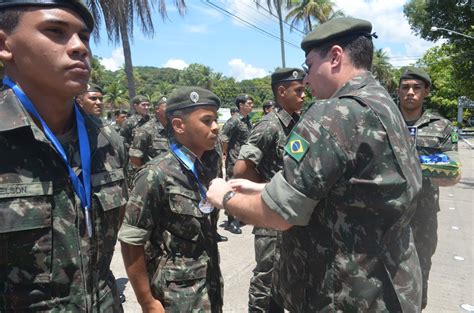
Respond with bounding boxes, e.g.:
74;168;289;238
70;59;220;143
399;66;431;87
301;17;372;54
85;83;103;93
131;95;149;105
0;0;94;31
166;86;220;115
271;67;305;85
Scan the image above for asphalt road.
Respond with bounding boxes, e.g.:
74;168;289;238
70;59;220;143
111;141;474;312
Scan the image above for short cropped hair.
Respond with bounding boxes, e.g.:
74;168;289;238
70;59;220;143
316;34;374;70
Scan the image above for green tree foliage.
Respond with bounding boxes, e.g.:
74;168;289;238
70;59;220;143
372;48;397;95
416;44;462;119
403;0;473;100
178;63;213;89
285;0;344;33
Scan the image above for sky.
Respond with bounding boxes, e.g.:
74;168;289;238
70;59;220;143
90;0;440;82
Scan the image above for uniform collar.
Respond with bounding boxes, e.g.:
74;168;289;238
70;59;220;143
275;108;296;128
169;138;201;169
333;71;372;99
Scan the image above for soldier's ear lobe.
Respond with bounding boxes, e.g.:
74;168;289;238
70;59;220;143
0;31;13;62
171;117;185;134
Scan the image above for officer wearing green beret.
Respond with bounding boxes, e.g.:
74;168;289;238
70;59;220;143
0;1;128;311
221;94;254;234
207;17;423;312
119;86;224;313
129;96;168;169
76;83;104;117
398;66;461;309
233;67;305;313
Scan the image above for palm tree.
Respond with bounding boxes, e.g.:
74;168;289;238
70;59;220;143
285;0;344;33
255;0;292;67
372;48;397;94
87;0;186;109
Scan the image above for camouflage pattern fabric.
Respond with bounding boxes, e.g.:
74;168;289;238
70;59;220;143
239;108;298;312
120;113;150;149
220;113;252;178
262;72;423;312
129;117;169;164
407;110;459;309
0;87;128;312
118;140;223;313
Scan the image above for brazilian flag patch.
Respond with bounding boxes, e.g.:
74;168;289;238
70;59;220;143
285;132;309;162
451;131;459;143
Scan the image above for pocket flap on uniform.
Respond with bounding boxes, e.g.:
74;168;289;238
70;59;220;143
92;169;127;212
168;186;203;218
0;182;53;199
91;168;125;187
163;258;208;281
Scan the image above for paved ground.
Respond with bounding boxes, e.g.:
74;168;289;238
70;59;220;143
111;141;474;312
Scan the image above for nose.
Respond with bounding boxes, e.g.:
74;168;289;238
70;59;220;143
68;33;90;61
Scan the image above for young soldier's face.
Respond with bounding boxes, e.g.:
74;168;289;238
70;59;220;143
134;101;150;116
183;107;219;154
303;49;335;100
116;113;128;125
78;91;103;116
280;81;306;114
0;8;91;97
398;79;429;112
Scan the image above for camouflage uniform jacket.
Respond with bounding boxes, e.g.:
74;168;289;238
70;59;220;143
118;141;223;312
0;87;128;312
410;110;459;214
221;112;252;177
120;113;150;149
239;108;298;237
262;72;423;312
129;117;169;164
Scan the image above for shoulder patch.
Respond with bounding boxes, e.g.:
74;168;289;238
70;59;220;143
285;132;309;162
451;131;459;143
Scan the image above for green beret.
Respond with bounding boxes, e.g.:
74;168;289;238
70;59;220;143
166;86;220;115
271;67;305;85
131;95;149;105
235;94;253;108
0;0;94;31
86;83;102;93
301;17;372;54
153;96;167;108
399;66;431;87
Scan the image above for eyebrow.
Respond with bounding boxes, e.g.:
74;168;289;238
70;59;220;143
42;18;90;33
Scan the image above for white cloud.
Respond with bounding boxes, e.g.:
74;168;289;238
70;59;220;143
100;48;124;71
163;59;189;70
228;58;268;81
185;24;209;33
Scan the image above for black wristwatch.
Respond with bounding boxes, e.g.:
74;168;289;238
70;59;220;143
222;190;236;212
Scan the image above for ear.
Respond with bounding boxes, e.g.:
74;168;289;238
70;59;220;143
171;117;185;135
424;86;431;97
0;30;13;63
277;85;286;98
329;45;343;68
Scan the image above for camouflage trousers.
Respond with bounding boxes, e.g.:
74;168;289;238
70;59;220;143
411;208;438;309
248;232;284;313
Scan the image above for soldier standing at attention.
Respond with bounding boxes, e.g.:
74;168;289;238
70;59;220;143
129;96;168;169
398;66;461;310
76;83;104;117
221;94;254;234
120;95;150;150
113;109;129;133
234;68;305;313
207;17;423;312
119;87;224;313
0;1;128;311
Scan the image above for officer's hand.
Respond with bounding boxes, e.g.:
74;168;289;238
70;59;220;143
229;179;265;194
141;299;165;313
207;178;232;209
431;174;461;187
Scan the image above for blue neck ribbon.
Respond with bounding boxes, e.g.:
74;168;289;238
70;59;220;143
3;76;93;237
170;142;208;204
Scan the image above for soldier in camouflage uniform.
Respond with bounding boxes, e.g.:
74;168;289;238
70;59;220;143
398;67;461;309
262;100;275;115
76;83;104;117
113;109;129;134
234;68;305;313
0;1;128;311
120;95;150;150
119;86;223;313
207;17;423;312
221;94;254;234
129;96;168;168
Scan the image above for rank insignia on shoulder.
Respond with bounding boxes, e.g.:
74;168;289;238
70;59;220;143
285;132;309;162
451;131;459;143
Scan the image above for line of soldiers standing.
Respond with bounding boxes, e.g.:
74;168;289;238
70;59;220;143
0;1;461;312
